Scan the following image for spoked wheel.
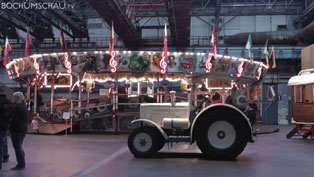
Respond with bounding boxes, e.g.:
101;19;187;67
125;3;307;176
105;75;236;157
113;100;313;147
82;111;92;119
96;102;108;113
127;97;140;109
128;127;164;158
196;114;248;160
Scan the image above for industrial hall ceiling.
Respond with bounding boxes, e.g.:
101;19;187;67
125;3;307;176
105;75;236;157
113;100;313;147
0;0;312;48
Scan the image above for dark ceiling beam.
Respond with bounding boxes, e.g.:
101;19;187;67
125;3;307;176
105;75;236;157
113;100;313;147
50;10;89;38
149;0;161;26
0;14;38;39
140;25;170;29
1;9;53;40
0;23;18;39
32;10;74;38
164;0;177;43
88;0;141;49
195;16;214;28
168;0;191;46
293;1;314;27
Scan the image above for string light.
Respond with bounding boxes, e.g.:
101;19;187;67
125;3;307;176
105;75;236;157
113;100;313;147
5;51;267;85
237;60;245;78
206;53;214;73
257;65;263;80
44;73;72;88
63;52;72;74
13;61;20;78
109;51;117;73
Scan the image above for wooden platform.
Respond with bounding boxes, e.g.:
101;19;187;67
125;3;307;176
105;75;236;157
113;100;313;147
28;122;71;135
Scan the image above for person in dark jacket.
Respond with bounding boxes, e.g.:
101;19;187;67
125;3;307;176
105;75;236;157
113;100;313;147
10;92;29;170
0;89;12;170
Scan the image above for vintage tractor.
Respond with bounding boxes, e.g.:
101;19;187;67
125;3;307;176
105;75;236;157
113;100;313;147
128;73;256;159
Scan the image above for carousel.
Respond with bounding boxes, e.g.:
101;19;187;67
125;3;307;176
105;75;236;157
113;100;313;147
5;50;266;134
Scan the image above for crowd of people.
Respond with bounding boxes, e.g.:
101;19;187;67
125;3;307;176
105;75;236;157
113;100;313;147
0;90;28;171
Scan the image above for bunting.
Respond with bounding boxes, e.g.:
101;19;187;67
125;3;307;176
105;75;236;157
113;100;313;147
246;34;253;61
263;40;269;68
270;46;276;69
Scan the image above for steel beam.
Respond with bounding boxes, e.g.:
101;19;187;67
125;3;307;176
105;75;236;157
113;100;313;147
88;0;141;49
50;10;89;38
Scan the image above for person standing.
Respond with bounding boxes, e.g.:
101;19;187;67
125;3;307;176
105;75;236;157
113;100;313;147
31;117;39;134
10;92;29;170
0;89;12;170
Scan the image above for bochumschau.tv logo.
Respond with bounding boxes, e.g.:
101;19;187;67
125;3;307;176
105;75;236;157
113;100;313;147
1;2;75;10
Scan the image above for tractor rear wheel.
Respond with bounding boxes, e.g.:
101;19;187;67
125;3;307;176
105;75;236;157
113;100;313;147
196;113;248;160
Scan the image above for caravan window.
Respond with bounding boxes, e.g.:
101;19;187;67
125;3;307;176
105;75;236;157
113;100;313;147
295;86;302;103
294;85;314;103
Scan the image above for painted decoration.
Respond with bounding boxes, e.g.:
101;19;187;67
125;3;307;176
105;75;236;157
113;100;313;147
167;55;179;72
7;51;266;82
6;57;37;79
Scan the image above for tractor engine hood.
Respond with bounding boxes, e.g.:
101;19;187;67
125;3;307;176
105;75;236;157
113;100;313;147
140;102;190;127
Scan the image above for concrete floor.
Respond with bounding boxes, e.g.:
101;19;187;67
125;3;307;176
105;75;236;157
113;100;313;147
0;125;313;177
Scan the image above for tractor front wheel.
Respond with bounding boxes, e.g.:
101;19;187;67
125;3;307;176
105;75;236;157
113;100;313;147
128;127;163;158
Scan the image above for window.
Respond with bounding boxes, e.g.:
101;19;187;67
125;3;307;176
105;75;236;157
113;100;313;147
267;86;276;101
295;86;303;103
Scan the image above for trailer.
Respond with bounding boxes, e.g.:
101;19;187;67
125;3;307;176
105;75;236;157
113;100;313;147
287;69;314;139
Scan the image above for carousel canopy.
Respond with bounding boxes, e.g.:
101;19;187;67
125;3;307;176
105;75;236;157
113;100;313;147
6;51;267;84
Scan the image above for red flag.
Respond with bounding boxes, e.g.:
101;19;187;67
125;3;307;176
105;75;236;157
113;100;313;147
109;21;114;53
26;30;32;45
270;46;276;69
23;31;32;71
160;24;168;74
205;27;216;73
109;21;117;73
60;30;71;73
211;27;216;57
25;30;32;60
60;30;67;52
3;37;12;66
